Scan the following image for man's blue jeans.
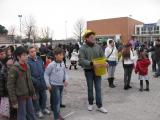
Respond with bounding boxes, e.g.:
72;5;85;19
17;97;37;120
33;90;47;113
50;85;63;120
84;70;102;108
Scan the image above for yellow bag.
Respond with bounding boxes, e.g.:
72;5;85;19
92;58;107;76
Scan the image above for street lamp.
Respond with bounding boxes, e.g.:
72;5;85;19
18;15;22;44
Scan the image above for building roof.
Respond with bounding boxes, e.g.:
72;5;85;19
87;17;143;24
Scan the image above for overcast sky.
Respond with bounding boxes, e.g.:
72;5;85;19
0;0;160;39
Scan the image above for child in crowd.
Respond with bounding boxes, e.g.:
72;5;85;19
7;46;37;120
44;47;68;120
28;46;50;118
69;49;79;70
135;49;151;91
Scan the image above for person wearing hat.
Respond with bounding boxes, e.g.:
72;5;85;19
122;43;136;90
147;39;160;78
78;30;108;113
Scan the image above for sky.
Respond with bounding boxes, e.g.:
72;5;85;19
0;0;160;39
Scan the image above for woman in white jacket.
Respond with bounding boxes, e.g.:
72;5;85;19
105;39;118;88
122;43;136;90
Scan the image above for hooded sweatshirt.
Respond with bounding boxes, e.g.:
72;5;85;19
105;39;118;61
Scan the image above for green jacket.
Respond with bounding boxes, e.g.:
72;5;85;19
78;44;104;69
7;62;35;104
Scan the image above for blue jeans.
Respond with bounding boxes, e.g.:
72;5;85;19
17;97;37;120
84;70;102;108
108;66;116;78
50;85;63;120
33;90;47;113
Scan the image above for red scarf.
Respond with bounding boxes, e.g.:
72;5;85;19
20;63;28;81
20;63;27;71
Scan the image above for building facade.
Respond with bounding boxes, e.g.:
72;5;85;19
133;21;160;42
87;17;143;44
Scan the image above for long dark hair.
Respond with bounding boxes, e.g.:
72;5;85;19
122;45;132;60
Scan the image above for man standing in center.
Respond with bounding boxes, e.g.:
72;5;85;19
79;30;108;113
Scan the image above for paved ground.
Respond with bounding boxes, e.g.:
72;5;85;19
45;62;160;120
1;61;160;120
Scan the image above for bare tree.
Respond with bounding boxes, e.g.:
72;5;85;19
73;19;85;44
41;27;54;43
41;27;50;39
8;25;16;43
32;27;38;44
23;16;36;43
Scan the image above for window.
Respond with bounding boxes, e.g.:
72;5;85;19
154;26;160;34
141;27;146;34
156;26;159;34
136;27;140;35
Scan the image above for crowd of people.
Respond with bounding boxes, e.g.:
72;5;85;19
0;29;160;120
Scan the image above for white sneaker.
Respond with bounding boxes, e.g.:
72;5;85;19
88;105;93;111
43;108;51;114
97;107;108;113
37;111;44;118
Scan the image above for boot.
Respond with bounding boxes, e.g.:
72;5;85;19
108;78;113;88
124;85;128;90
74;65;78;70
127;84;132;89
69;65;72;70
111;78;116;88
144;80;149;91
124;80;128;90
139;80;143;92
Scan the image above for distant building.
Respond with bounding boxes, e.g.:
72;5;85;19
133;21;160;42
87;17;143;44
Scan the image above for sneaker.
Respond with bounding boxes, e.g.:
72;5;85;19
97;107;108;113
36;111;44;118
43;108;51;115
88;105;93;111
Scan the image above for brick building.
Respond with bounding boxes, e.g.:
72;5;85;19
87;17;143;44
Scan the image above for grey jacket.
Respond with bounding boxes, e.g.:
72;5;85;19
78;44;104;70
44;61;68;87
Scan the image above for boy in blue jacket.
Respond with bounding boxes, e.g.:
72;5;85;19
28;46;50;118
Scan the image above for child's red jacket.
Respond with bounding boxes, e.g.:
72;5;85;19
135;58;151;75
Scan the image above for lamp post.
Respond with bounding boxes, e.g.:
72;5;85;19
18;15;22;44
